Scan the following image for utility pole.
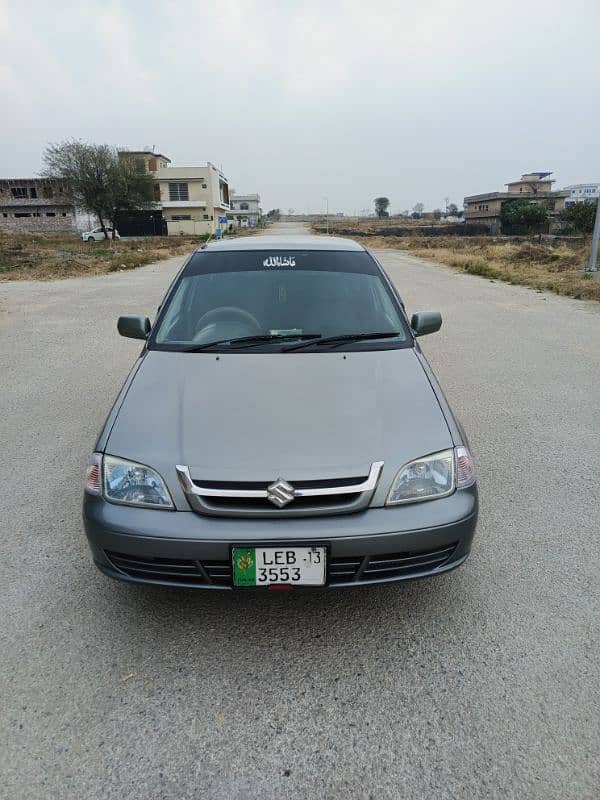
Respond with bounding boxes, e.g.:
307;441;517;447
323;196;329;234
587;199;600;272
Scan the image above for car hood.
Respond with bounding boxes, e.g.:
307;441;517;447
106;349;453;508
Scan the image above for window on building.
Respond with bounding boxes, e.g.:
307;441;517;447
169;182;189;201
2;212;7;218
33;212;41;217
62;212;67;217
29;187;38;199
171;214;192;221
240;202;249;210
203;214;209;220
42;186;54;199
15;212;32;217
46;212;56;217
202;184;207;189
11;187;28;198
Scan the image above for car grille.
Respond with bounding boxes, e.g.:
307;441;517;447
203;493;363;513
175;462;384;518
328;542;458;585
105;542;457;588
105;551;231;586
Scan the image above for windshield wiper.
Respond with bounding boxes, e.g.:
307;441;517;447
182;334;321;352
282;331;401;352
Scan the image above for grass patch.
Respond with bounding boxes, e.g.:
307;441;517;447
0;228;261;281
460;260;502;279
312;223;599;302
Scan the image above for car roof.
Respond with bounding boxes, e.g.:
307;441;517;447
199;235;365;252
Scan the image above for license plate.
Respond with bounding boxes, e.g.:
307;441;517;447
232;546;326;587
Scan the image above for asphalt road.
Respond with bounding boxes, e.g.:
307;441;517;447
1;223;599;799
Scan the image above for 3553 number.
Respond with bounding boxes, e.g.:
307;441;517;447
257;567;301;583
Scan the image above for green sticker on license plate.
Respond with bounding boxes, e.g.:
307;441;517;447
232;547;256;586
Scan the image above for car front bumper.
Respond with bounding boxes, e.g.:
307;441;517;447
83;487;478;589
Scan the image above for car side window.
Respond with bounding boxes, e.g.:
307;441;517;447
155;281;189;342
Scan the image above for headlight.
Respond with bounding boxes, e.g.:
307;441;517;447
84;453;174;509
104;455;174;508
386;447;476;505
387;449;455;505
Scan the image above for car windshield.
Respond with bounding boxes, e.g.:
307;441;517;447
150;249;410;351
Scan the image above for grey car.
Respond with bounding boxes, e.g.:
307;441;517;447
83;235;478;589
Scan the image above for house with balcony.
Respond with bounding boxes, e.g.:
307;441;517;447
229;193;261;228
0;178;76;232
153;163;230;236
117;150;231;235
464;172;569;234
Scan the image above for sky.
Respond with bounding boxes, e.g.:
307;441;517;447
1;0;598;214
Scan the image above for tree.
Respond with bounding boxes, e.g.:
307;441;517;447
559;201;597;238
432;208;442;220
412;202;424;218
106;153;155;236
501;200;548;234
374;197;390;218
43;141;112;236
43;140;154;238
265;209;281;220
446;202;460;217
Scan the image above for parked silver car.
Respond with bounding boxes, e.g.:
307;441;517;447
83;236;478;589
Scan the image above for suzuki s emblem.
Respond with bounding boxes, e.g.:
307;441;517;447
267;478;295;508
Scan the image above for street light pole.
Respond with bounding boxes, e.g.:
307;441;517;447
587;199;600;272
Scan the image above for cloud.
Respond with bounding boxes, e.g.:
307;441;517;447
0;0;598;210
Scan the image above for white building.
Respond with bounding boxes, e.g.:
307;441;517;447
154;163;231;236
119;150;231;236
229;193;261;228
563;183;599;207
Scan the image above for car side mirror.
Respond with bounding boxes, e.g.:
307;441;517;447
411;311;442;337
117;315;151;339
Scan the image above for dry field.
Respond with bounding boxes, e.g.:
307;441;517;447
0;227;263;281
313;221;598;302
0;232;202;281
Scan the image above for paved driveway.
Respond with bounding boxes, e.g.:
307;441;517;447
1;227;599;799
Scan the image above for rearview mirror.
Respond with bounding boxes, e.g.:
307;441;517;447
117;315;151;339
411;311;442;337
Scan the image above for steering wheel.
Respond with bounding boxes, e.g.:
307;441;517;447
194;306;262;340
